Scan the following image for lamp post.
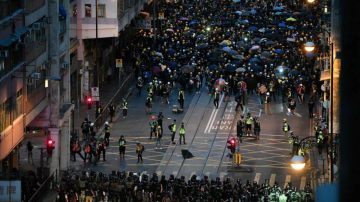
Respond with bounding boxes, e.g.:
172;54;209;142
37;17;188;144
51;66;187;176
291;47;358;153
290;155;306;170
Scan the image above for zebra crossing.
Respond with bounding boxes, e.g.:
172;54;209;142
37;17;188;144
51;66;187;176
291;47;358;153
134;170;310;190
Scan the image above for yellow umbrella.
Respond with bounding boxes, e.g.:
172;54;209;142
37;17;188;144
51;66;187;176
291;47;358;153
220;40;232;46
286;17;297;22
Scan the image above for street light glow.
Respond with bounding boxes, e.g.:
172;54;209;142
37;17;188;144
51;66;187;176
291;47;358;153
290;155;306;170
304;41;315;52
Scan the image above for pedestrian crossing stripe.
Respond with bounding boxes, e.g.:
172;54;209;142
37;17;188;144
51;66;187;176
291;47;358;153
300;176;306;190
254;173;261;184
284;175;291;189
269;174;276;186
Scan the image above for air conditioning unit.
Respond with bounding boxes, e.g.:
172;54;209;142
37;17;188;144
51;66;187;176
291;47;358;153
32;22;41;30
31;72;41;80
61;62;69;69
0;50;9;58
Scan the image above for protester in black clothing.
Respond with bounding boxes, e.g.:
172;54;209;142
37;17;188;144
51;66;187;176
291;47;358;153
27;141;34;164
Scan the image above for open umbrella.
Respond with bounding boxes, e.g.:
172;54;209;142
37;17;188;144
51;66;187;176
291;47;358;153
196;43;208;49
167;48;176;55
250;9;257;15
234;11;242;15
222;46;232;52
226;64;237;72
258;28;266;33
233;0;241;3
228;50;239;56
274;48;283;54
167;61;177;69
287;25;296;30
166;28;174;32
181;64;194;73
214;78;226;90
208;64;218;71
154;52;164;58
273;6;284;11
189;20;199;26
179;17;188;21
230;53;242;59
236;67;246;73
247;26;258;32
196;34;206;40
286;17;297;22
261;51;271;58
278;21;287;28
219;40;232;46
250;45;261;51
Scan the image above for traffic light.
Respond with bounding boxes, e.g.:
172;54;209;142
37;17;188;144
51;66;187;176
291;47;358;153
86;96;93;109
227;137;236;154
46;138;55;156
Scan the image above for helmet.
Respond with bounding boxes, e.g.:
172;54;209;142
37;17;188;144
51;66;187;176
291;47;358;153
283;118;287;122
90;123;94;126
215;88;219;91
138;77;142;80
266;92;270;95
105;121;109;125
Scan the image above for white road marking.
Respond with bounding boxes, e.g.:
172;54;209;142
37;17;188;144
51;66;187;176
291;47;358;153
206;94;224;133
269;174;276;186
300;176;307;190
284;175;291;189
254;173;261;184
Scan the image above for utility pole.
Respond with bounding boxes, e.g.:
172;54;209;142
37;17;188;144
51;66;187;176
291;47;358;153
153;0;157;49
95;0;99;88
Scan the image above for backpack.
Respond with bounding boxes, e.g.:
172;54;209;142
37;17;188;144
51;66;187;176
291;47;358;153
168;124;173;131
72;143;80;152
84;145;91;153
141;145;145;152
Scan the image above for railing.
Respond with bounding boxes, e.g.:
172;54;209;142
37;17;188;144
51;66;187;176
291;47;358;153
27;170;56;202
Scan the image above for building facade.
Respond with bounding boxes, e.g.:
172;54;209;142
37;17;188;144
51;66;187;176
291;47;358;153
0;0;72;176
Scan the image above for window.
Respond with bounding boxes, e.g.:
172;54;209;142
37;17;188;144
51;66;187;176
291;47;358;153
98;4;106;18
72;4;77;17
85;4;91;17
15;89;23;118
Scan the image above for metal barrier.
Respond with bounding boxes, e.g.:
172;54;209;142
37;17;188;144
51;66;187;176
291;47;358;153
93;73;135;131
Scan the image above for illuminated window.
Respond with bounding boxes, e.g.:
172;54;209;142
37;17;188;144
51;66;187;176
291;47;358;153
98;4;106;18
85;4;91;17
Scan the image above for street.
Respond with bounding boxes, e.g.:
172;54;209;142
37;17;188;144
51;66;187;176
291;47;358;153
69;83;314;190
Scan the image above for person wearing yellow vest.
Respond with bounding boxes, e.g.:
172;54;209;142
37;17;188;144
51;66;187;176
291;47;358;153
122;98;128;119
179;122;186;145
245;113;254;135
282;118;290;137
178;89;185;109
169;119;177;144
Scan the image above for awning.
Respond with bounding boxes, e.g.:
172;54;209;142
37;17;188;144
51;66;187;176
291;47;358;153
0;27;30;47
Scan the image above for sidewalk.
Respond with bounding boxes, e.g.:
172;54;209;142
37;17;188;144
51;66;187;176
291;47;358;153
17;70;134;201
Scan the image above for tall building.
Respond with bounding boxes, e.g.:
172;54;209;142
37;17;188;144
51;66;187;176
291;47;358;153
69;0;147;102
0;0;72;175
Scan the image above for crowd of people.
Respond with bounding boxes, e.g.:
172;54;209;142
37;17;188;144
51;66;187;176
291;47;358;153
55;170;314;202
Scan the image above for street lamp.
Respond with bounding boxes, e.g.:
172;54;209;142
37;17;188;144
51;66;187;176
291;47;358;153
290;155;306;170
304;41;315;52
306;0;316;3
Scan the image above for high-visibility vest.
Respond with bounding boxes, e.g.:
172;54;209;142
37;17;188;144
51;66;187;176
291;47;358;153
123;102;128;109
317;134;324;143
179;91;184;100
283;123;289;132
246;117;253;125
171;124;177;132
179;127;185;135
